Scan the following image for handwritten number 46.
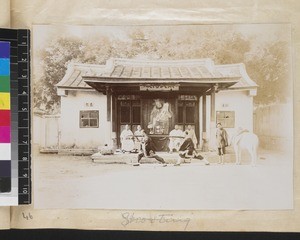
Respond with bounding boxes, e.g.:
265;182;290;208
22;212;33;220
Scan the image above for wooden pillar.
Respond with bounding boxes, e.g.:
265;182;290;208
209;85;217;150
195;95;200;148
106;86;111;122
202;94;207;139
112;94;117;131
210;88;216;123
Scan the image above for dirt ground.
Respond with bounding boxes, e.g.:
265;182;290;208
33;148;293;210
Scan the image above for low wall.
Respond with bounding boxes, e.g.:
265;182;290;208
254;103;293;152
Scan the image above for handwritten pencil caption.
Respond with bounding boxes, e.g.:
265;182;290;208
121;212;191;230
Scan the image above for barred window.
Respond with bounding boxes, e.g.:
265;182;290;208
80;110;99;128
216;111;235;128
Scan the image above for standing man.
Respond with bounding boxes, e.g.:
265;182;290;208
216;122;229;164
133;130;167;167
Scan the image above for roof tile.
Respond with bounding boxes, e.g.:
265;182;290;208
56;58;257;89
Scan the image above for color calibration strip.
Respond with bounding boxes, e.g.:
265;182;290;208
0;41;11;193
0;28;31;205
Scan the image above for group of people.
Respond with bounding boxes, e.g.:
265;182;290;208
120;124;144;153
168;124;197;153
120;122;229;167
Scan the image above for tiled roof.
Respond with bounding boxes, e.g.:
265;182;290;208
56;58;257;89
215;64;258;89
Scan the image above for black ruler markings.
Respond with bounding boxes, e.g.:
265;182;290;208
1;28;32;204
17;30;31;204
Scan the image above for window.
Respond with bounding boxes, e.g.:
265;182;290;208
177;97;197;127
132;106;141;124
80;110;99;128
118;97;141;140
216;111;235;128
120;101;131;123
185;102;196;124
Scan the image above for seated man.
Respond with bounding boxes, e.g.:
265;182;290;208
133;130;167;167
186;125;198;148
133;125;143;153
174;132;210;166
120;124;134;153
168;125;184;153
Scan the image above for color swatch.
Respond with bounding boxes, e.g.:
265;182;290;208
0;41;11;193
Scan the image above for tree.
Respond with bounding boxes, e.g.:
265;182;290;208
245;40;290;104
33;27;289;114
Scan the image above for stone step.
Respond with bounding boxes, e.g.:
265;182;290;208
91;151;247;164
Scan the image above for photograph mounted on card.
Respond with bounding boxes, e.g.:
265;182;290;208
32;24;293;210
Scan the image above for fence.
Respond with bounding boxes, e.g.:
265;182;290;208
254;103;293;152
33;114;60;151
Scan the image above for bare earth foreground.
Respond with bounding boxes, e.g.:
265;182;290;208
34;148;293;210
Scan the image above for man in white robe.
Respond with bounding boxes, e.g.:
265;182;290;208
120;124;134;153
168;125;184;153
133;125;143;152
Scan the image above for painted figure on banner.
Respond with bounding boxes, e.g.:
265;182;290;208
120;124;134;153
168;125;184;153
148;99;173;135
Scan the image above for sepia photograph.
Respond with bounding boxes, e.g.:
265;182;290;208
32;24;293;209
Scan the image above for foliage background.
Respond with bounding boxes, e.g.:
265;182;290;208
32;25;291;114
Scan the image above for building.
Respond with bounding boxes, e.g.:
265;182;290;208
54;58;257;151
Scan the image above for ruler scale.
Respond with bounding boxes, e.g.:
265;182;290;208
0;28;31;205
17;30;31;204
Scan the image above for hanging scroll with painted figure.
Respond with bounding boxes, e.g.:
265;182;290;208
147;99;173;135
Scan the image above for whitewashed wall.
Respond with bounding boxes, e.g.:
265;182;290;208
216;90;253;132
59;90;111;149
203;89;253;149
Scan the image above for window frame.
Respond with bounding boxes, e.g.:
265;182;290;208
216;111;235;128
79;110;99;128
177;97;197;128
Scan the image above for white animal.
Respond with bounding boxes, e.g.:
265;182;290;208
231;129;259;166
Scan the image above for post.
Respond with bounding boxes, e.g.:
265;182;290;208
202;94;207;137
209;84;217;149
106;86;111;122
210;88;216;123
112;94;116;131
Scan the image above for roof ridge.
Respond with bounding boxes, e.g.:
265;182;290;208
70;62;106;68
111;57;214;66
